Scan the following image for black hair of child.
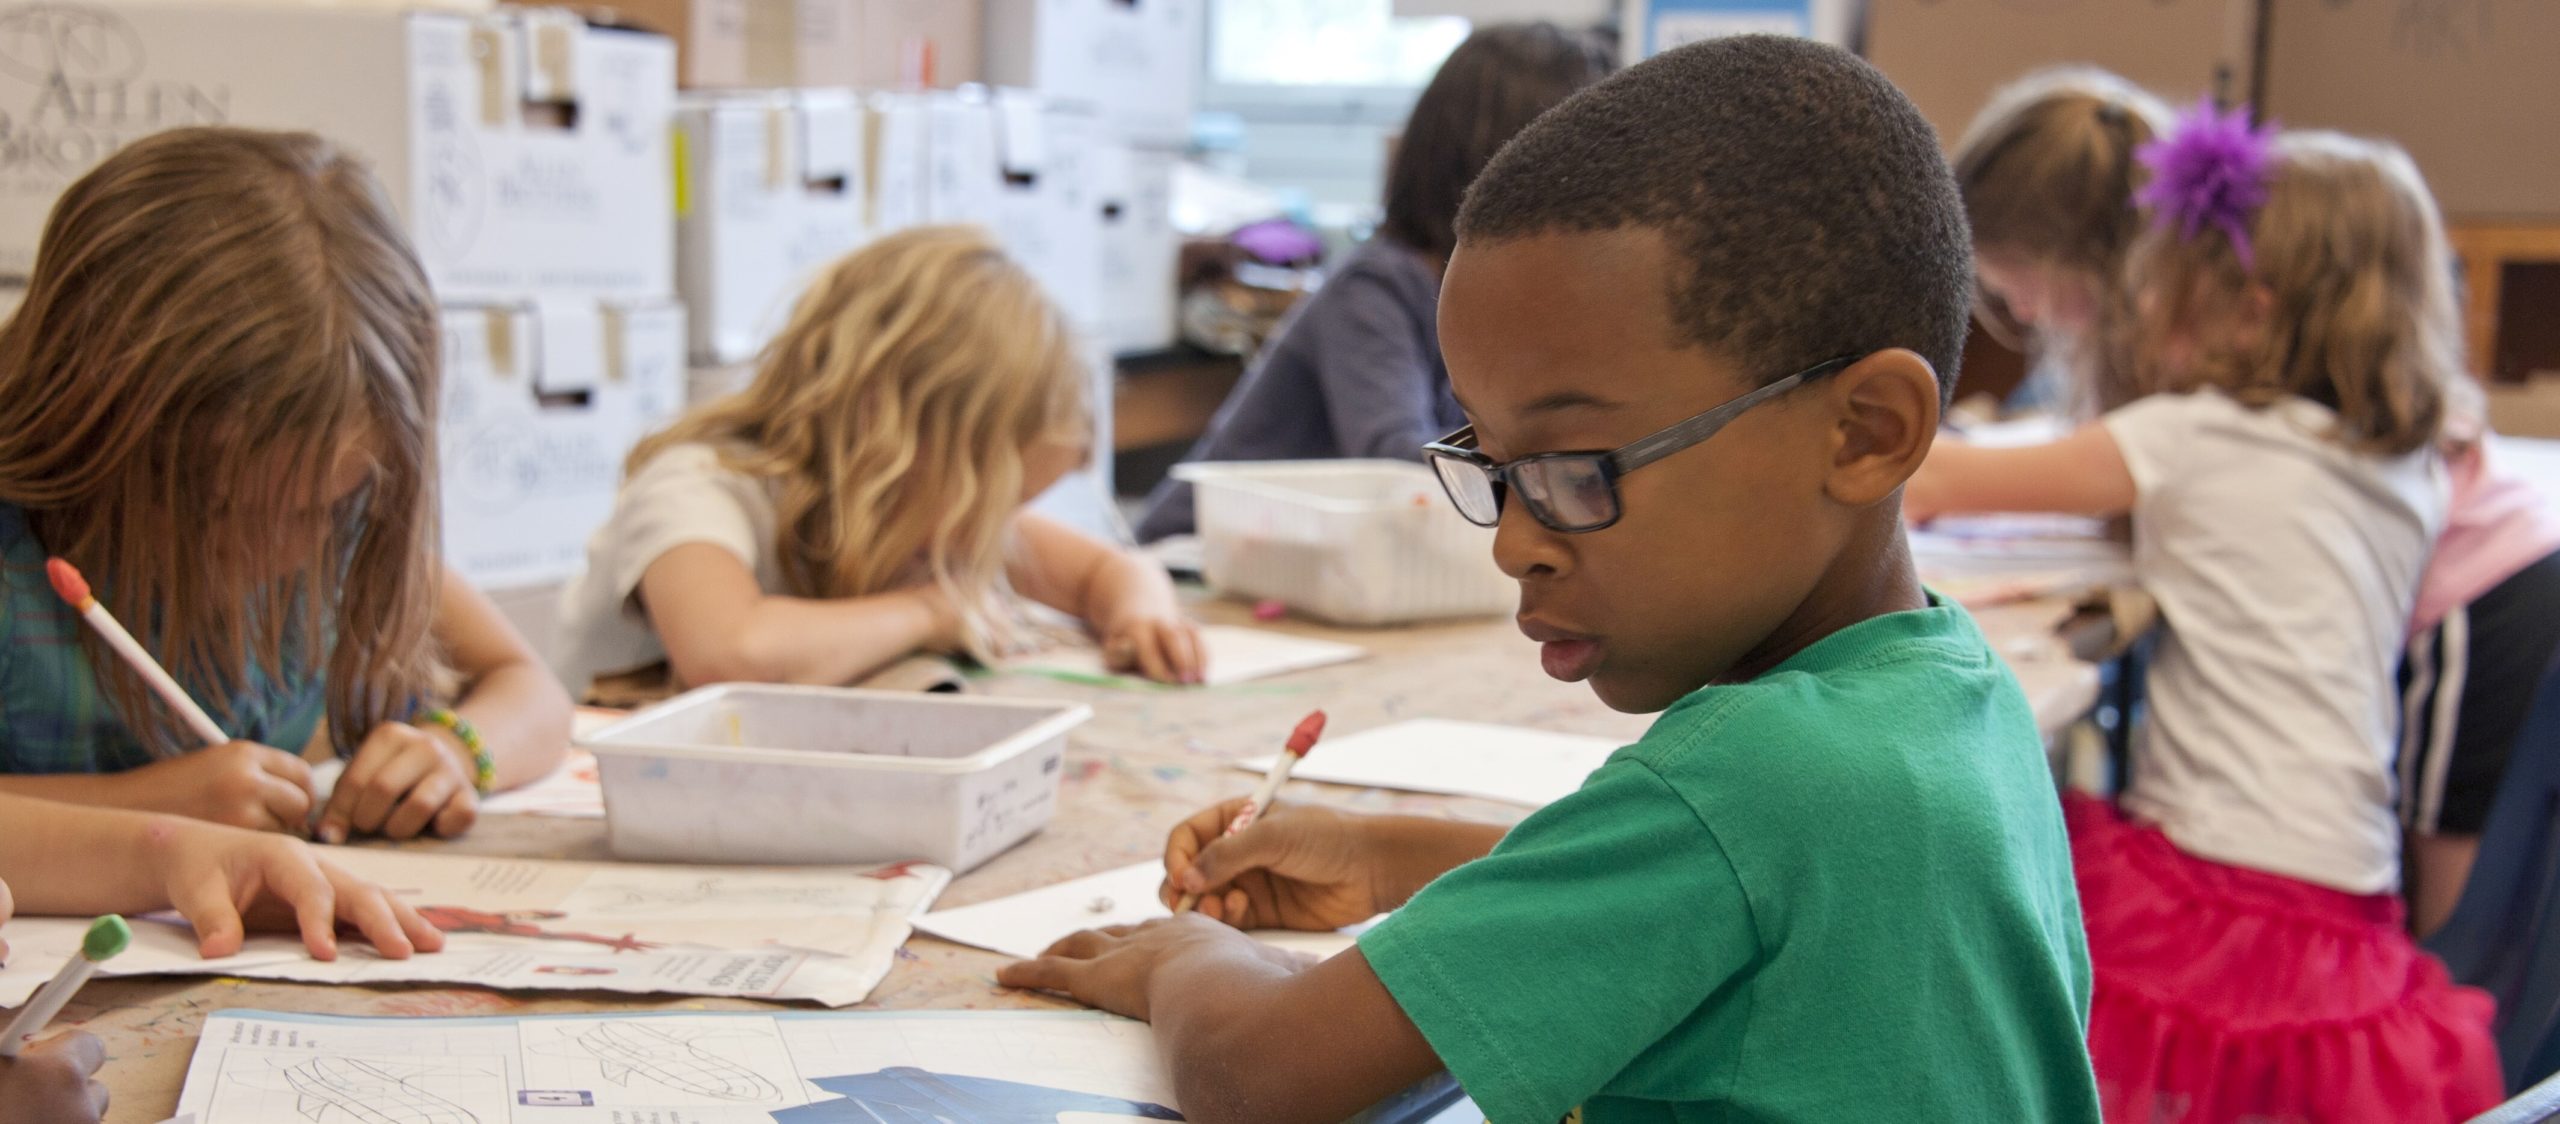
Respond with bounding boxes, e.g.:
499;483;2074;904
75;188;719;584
1458;35;1974;406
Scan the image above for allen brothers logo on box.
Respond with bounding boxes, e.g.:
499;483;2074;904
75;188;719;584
0;5;227;180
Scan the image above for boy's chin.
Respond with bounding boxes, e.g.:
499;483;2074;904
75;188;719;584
1585;669;1690;716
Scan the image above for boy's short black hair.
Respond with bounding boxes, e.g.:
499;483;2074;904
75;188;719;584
1456;35;1973;405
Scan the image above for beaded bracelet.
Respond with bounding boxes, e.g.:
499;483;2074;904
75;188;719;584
418;706;494;795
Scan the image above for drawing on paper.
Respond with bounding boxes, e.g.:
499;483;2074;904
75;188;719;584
543;1020;785;1102
415;907;657;953
217;1052;504;1124
770;1068;1184;1123
556;867;927;920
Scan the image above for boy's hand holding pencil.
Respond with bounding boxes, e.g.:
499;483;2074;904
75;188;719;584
1159;798;1392;932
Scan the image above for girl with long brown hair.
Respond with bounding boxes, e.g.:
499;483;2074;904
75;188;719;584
0;127;572;845
557;226;1200;696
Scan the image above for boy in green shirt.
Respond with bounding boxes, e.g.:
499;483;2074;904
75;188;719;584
999;36;2100;1123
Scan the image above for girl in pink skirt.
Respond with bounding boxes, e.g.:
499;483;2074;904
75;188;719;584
1907;103;2504;1123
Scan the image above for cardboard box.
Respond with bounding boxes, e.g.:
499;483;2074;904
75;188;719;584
992;91;1102;334
1864;0;2255;151
2262;0;2560;221
1092;143;1179;354
0;3;674;300
440;299;687;587
596;0;976;88
924;88;1004;228
984;0;1201;148
866;91;933;233
850;0;981;88
677;89;869;364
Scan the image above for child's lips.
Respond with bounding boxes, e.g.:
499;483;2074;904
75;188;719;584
1539;638;1602;682
1519;617;1603;682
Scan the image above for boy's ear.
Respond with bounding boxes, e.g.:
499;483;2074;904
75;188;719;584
1821;349;1940;507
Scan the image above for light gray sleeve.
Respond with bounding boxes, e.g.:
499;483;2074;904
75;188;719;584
1309;270;1448;461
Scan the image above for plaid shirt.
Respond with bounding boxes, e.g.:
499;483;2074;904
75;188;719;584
0;503;327;773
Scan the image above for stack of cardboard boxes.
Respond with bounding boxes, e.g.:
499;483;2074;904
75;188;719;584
0;1;686;591
665;0;1201;538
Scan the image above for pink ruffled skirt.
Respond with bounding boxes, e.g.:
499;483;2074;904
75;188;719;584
2065;793;2504;1123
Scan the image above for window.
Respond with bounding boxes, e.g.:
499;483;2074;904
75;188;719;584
1207;0;1470;92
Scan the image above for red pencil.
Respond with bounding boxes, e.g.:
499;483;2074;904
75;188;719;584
1174;709;1327;913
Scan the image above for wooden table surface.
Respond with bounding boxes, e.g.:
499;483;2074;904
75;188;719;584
70;596;2098;1122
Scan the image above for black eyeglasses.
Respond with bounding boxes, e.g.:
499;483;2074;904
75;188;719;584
1423;355;1857;533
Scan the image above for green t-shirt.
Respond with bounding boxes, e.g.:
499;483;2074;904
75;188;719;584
1359;598;2098;1124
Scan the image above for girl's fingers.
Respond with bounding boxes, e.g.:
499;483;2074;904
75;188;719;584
164;866;248;959
386;895;446;953
331;881;416;960
263;851;342;961
382;771;461;840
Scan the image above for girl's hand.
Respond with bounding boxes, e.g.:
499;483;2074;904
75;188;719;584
116;741;315;834
317;723;478;844
139;815;444;960
1102;613;1206;685
996;914;1306;1021
1162;799;1386;931
0;1032;106;1124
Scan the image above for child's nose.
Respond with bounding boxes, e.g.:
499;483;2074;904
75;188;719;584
1491;501;1570;581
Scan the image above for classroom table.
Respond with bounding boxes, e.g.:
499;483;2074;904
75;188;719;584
70;595;2098;1122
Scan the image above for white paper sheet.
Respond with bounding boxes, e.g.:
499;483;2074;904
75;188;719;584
306;708;624;820
174;1009;1184;1123
914;862;1369;962
0;849;949;1008
477;746;605;818
1237;718;1623;807
1910;513;2133;578
1005;624;1365;686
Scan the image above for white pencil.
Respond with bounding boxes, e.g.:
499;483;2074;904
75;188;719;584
47;558;228;747
1174;710;1328;914
0;916;130;1059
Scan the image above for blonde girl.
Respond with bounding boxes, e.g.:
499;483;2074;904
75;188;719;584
558;226;1201;697
0;128;572;845
1909;117;2502;1121
1951;67;2172;416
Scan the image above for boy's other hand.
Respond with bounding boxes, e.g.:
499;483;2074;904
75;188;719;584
119;740;314;835
0;1032;106;1123
1162;799;1384;930
997;914;1307;1020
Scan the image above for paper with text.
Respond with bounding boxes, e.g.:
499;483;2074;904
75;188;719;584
1006;625;1365;686
915;862;1369;962
174;1009;1183;1123
0;849;948;1008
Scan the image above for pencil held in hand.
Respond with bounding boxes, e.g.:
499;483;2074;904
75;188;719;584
47;557;229;747
1174;709;1328;913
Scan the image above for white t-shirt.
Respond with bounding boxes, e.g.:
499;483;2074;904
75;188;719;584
2102;390;2447;894
555;443;785;696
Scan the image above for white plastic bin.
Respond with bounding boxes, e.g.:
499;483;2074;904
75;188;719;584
1173;460;1515;625
580;685;1091;873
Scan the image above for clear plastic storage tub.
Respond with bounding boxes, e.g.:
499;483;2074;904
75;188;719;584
580;685;1091;873
1174;460;1514;625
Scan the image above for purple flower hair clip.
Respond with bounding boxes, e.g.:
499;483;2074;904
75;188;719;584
2135;99;2278;271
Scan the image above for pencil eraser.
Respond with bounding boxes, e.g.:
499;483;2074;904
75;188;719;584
1283;710;1327;756
81;915;129;962
43;558;90;609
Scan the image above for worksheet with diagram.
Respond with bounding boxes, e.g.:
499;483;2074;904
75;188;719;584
174;1009;1184;1123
